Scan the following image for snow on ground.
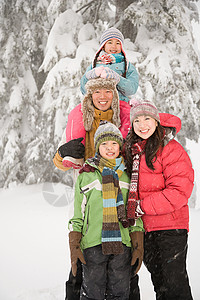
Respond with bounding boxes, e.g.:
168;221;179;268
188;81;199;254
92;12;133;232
0;183;199;300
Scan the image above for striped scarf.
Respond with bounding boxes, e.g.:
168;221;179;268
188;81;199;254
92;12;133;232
87;154;128;255
127;140;146;225
97;51;124;65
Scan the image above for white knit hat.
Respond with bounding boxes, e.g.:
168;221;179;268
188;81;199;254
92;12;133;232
100;27;124;47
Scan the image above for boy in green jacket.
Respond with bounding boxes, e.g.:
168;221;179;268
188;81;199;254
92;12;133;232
68;122;144;300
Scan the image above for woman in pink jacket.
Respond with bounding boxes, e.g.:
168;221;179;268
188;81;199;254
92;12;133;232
124;99;194;300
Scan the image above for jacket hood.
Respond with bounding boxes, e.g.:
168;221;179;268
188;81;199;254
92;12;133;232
159;113;181;145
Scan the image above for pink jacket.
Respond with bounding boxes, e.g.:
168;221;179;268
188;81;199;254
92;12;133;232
139;113;194;232
61;101;131;169
65;101;131;143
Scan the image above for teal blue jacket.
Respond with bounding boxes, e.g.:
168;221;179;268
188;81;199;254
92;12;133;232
80;61;139;103
69;166;144;250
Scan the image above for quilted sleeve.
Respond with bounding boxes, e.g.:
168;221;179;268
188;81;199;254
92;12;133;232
141;140;194;215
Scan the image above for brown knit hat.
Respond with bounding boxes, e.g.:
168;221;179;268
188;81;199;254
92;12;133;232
82;78;121;131
130;98;160;124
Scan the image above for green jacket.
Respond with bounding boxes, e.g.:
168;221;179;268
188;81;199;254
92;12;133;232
68;166;144;250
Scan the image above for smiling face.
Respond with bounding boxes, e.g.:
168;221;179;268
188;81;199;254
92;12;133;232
99;140;120;159
133;115;158;139
92;89;113;111
104;38;122;54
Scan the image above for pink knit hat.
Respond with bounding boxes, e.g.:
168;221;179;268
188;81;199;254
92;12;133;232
130;98;160;124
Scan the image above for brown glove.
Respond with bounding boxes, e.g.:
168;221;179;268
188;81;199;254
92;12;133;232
130;231;144;274
69;231;86;276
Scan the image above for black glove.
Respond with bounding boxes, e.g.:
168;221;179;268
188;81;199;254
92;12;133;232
58;138;85;159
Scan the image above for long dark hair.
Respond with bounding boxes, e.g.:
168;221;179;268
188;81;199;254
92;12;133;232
124;123;165;178
93;49;127;78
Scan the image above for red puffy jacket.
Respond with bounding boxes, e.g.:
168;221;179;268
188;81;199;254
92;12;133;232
139;113;194;232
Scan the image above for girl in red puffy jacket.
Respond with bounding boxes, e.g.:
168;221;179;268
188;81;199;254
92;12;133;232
124;99;194;300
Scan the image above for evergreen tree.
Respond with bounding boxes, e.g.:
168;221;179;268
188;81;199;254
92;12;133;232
0;0;51;187
39;0;114;184
1;0;200;189
121;0;200;145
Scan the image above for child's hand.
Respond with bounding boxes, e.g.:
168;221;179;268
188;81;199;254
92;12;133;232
69;231;86;276
100;67;120;83
130;231;144;275
85;66;104;79
94;66;104;76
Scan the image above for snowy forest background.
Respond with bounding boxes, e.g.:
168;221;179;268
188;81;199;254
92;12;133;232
0;0;200;202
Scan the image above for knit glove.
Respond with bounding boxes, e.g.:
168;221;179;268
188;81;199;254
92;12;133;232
130;231;144;274
100;67;120;83
85;66;105;79
135;200;144;220
69;231;86;277
58;138;85;159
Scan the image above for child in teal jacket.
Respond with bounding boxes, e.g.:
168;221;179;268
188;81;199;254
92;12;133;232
68;122;144;300
80;27;139;103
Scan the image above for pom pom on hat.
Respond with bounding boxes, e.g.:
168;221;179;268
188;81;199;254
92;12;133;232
130;98;160;124
94;121;123;153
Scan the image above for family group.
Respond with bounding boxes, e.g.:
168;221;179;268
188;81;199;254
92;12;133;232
53;27;194;300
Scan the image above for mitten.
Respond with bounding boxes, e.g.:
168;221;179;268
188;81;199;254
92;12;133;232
130;231;144;274
85;66;104;79
135;200;144;220
53;151;71;171
62;157;84;169
58;138;85;159
100;67;120;83
69;231;86;277
121;219;129;228
79;163;96;174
